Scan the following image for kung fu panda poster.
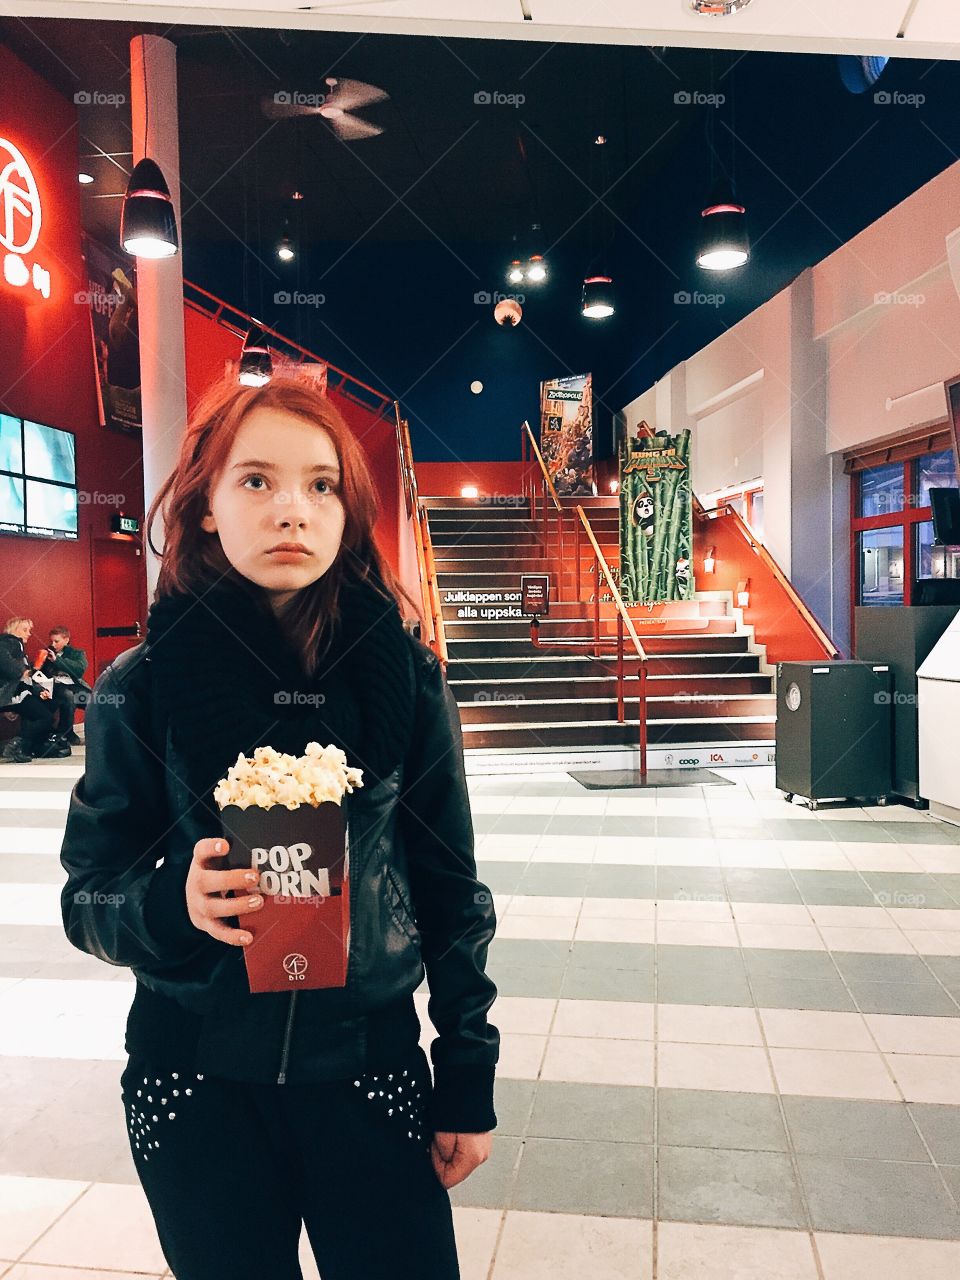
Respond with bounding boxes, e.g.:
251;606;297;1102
619;429;694;604
539;373;596;496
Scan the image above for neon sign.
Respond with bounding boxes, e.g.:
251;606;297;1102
0;138;50;300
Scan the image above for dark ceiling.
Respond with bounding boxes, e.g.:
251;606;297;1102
2;17;960;462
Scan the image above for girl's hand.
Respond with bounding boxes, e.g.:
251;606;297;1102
429;1131;492;1188
186;837;263;946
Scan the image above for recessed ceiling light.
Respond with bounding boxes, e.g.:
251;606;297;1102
688;0;753;15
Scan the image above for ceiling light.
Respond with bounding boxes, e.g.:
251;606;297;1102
78;172;95;185
507;259;524;284
696;183;749;271
120;157;179;258
461;485;479;499
239;326;273;386
277;234;295;262
582;275;615;319
525;253;547;283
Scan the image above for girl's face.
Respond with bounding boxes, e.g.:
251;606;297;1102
201;407;347;611
13;621;32;642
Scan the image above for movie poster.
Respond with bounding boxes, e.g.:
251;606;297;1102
82;235;142;433
539;372;596;496
619;429;694;604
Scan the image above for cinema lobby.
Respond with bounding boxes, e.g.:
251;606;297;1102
3;2;960;1278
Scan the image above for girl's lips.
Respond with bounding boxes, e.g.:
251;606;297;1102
266;548;312;561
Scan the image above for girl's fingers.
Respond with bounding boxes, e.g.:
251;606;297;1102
196;866;259;896
201;917;253;947
192;837;231;869
203;893;263;920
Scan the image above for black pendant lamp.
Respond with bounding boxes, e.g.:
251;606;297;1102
581;274;615;319
238;326;273;387
120;157;179;259
696;179;749;271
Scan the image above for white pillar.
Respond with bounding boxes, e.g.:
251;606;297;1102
129;34;187;601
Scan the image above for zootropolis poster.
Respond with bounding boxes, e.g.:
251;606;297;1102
539;372;596;496
619;430;694;604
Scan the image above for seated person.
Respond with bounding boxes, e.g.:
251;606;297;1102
0;617;61;762
38;625;91;746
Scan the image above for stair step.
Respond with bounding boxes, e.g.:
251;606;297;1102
443;618;737;639
446;653;764;679
449;673;772;698
462;718;776;749
445;634;751;658
458;694;776;725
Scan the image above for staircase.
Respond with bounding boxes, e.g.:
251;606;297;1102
424;495;777;753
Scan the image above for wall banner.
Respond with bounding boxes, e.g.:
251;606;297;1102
539;372;596;496
619;429;694;604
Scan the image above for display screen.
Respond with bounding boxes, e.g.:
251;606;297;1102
24;419;76;485
0;416;78;541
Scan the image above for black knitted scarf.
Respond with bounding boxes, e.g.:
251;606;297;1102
144;572;416;821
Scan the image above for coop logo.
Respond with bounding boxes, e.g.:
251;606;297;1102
282;952;309;982
679;757;699;766
0;138;50;300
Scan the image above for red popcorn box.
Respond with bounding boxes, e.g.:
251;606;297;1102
219;799;351;994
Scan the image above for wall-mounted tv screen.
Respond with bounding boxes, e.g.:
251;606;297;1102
0;415;78;541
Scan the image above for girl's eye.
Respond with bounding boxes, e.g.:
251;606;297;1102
241;475;267;491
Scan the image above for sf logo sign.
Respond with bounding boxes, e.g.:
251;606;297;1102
0;138;50;300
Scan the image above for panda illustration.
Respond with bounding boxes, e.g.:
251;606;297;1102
631;491;655;536
675;558;691;593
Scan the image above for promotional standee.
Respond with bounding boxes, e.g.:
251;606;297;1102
539;372;596;496
618;429;695;605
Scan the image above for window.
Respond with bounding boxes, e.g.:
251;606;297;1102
918;519;960;578
859;528;904;605
0;415;78;541
851;445;960;611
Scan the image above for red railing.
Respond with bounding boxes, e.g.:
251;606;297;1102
182;280;393;420
395;404;447;665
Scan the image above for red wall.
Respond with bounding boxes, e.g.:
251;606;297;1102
0;45;144;675
416;460;524;496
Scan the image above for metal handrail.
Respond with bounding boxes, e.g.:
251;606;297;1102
182;279;393;419
520;420;566;567
395;404;447;665
695;496;839;658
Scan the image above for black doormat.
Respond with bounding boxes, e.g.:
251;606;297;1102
570;768;736;790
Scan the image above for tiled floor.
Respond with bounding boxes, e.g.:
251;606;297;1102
2;753;960;1277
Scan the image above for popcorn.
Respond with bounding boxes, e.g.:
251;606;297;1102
213;741;364;811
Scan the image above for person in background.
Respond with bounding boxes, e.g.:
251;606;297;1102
0;618;61;762
38;626;91;747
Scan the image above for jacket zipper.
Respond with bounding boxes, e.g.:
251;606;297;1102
277;990;298;1085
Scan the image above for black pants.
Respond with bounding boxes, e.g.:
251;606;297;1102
120;1042;461;1280
6;693;55;750
51;682;88;734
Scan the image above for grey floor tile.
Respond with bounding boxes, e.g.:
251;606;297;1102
796;1153;960;1238
485;964;566;999
817;821;895;844
848;981;960;1017
511;1136;653;1216
858;873;960;908
792;874;881;908
657;971;754;1007
658;1146;807;1229
657;946;748;979
908;1104;960;1164
514;865;592;896
490;1079;536;1138
477;865;526;895
746;976;857;1013
658;1089;789;1153
765;821;843;843
474;813;549;836
929;877;960;906
545;814;604;836
940;1164;960;1204
832;953;938;983
926;956;960;986
0;852;67;883
656;818;714;839
882;822;960;845
721;870;802;903
782;1096;931;1161
527;1082;653;1144
560;966;656;1002
490;938;570;970
742;949;838;981
598;816;656;837
448;1135;520;1210
568;941;655;972
587;866;656;897
655;868;726;899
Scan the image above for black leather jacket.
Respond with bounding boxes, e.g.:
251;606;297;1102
59;633;500;1130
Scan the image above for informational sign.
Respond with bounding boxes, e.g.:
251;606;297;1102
442;587;522;621
520;574;550;616
540;372;595;496
0;136;51;300
83;235;141;433
619;429;694;604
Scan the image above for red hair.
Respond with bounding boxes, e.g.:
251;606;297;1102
146;376;416;676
